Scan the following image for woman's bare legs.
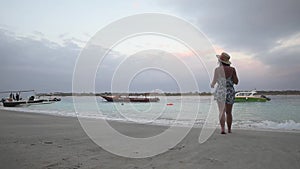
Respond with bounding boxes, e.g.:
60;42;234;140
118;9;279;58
225;103;233;133
217;102;226;134
218;102;234;134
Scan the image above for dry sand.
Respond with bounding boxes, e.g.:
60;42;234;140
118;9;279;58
0;109;299;169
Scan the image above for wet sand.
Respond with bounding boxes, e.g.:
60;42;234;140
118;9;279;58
0;109;300;169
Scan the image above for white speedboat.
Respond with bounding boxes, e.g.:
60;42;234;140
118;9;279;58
235;90;271;102
1;90;61;107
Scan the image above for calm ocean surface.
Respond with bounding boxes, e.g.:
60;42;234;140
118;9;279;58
1;95;300;131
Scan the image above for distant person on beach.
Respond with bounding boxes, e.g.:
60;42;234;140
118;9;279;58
16;92;20;101
211;52;239;134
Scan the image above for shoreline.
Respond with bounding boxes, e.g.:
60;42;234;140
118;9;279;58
1;109;300;169
1;107;300;134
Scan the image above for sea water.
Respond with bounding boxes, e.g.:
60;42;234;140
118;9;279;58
1;95;300;131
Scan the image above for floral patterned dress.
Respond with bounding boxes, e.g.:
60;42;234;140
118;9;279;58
214;75;235;104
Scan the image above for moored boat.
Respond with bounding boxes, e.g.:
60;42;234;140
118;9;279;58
234;90;271;102
100;94;159;103
1;99;27;107
1;90;61;107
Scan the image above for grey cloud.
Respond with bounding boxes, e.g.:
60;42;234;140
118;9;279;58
83;32;91;38
33;31;44;37
0;29;221;93
156;0;300;90
58;33;68;39
95;49;211;93
0;29;80;92
264;46;300;68
158;0;300;53
260;43;300;81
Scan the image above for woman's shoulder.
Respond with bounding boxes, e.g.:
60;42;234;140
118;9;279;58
225;66;236;71
215;66;236;72
224;66;236;75
230;66;237;72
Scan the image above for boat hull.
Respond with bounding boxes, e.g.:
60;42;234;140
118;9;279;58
234;97;267;102
2;101;27;107
101;95;159;103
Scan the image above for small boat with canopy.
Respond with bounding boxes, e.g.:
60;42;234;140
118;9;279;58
234;90;271;102
0;90;61;107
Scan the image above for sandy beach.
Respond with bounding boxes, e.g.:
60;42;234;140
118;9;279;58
0;109;299;169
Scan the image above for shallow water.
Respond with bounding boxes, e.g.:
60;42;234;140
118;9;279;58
1;95;300;131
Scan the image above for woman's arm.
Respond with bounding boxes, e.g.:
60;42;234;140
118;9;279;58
232;67;239;85
210;68;218;88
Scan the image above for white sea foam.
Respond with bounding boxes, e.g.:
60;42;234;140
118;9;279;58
2;106;300;131
234;120;300;131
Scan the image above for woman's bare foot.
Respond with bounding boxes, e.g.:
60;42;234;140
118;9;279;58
228;129;232;133
221;131;226;134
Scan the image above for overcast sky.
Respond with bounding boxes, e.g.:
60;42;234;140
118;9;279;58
1;0;300;93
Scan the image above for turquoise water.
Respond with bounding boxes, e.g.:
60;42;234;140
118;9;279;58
1;95;300;131
233;95;300;130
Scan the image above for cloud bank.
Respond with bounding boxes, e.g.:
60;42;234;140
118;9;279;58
0;28;212;93
157;0;300;90
1;0;300;92
0;28;79;92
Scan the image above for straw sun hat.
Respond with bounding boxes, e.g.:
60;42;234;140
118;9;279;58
216;52;231;65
